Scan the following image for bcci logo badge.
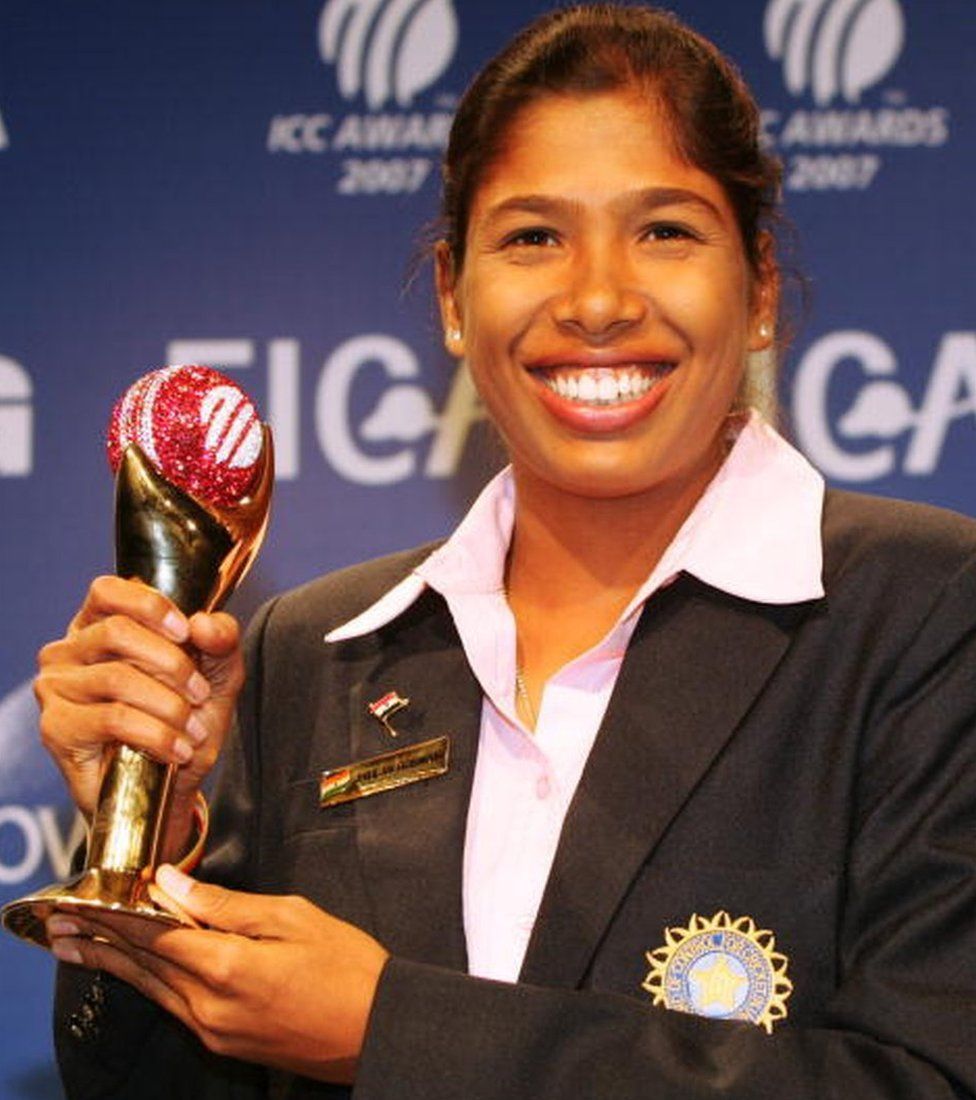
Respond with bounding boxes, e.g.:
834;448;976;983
764;0;905;105
643;911;793;1034
319;0;459;109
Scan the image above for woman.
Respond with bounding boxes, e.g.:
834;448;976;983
40;5;976;1098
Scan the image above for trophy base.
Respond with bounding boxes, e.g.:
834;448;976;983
1;868;186;949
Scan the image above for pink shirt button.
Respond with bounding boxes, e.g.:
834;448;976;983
536;775;551;800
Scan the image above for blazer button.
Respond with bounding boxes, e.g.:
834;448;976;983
68;972;106;1042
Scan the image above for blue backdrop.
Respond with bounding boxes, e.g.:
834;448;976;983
1;2;973;1094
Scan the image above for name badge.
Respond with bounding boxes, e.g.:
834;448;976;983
319;736;450;808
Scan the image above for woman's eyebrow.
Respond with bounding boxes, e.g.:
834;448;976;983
480;194;577;223
621;186;725;221
480;186;725;224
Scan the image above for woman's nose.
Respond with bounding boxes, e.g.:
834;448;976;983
550;247;646;338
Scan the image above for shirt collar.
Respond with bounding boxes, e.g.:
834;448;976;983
323;474;512;643
325;413;824;643
679;414;825;604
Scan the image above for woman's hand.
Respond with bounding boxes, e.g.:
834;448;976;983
34;575;244;855
46;868;390;1084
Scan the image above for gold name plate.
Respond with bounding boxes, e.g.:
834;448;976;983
319;736;451;808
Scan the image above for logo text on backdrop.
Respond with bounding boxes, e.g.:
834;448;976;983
0;357;33;477
266;0;459;195
792;332;976;481
761;0;950;192
167;337;485;485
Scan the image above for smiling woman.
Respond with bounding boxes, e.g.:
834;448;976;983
36;6;976;1100
439;91;770;496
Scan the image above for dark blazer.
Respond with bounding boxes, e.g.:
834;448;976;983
56;489;976;1099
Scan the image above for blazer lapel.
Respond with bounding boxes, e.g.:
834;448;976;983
348;590;481;971
519;575;812;988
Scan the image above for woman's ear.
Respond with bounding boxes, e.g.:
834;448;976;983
747;231;780;353
435;241;465;357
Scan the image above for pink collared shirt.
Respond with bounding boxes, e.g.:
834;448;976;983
326;414;825;982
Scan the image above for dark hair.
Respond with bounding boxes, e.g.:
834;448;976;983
441;4;782;275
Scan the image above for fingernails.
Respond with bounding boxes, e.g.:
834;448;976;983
173;738;194;763
187;672;210;704
156;864;192;902
185;713;209;745
48;917;81;937
162;610;189;642
51;939;83;966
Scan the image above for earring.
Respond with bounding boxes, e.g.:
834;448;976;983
447;327;461;343
759;322;772;340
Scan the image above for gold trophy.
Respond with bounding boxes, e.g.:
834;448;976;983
1;367;272;948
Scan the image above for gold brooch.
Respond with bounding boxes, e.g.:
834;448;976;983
642;911;792;1034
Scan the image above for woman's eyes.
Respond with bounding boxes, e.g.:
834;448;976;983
640;222;699;243
499;221;701;251
501;226;560;248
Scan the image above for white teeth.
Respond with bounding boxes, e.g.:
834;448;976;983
597;375;617;402
578;374;598;401
539;366;670;406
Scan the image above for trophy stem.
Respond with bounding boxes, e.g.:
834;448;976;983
87;745;175;877
2;432;272;949
0;748;181;948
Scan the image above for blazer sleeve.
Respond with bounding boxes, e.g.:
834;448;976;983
354;553;976;1100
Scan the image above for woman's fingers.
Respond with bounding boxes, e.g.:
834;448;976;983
36;642;210;775
39;643;205;718
51;614;207;704
187;612;244;701
188;611;240;658
46;885;388;1076
49;923;199;1035
39;691;199;767
34;576;242;818
69;575;190;640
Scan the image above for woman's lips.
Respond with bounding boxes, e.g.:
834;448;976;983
529;362;676;432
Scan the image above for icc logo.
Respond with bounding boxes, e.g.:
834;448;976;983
319;0;459;109
764;0;905;105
